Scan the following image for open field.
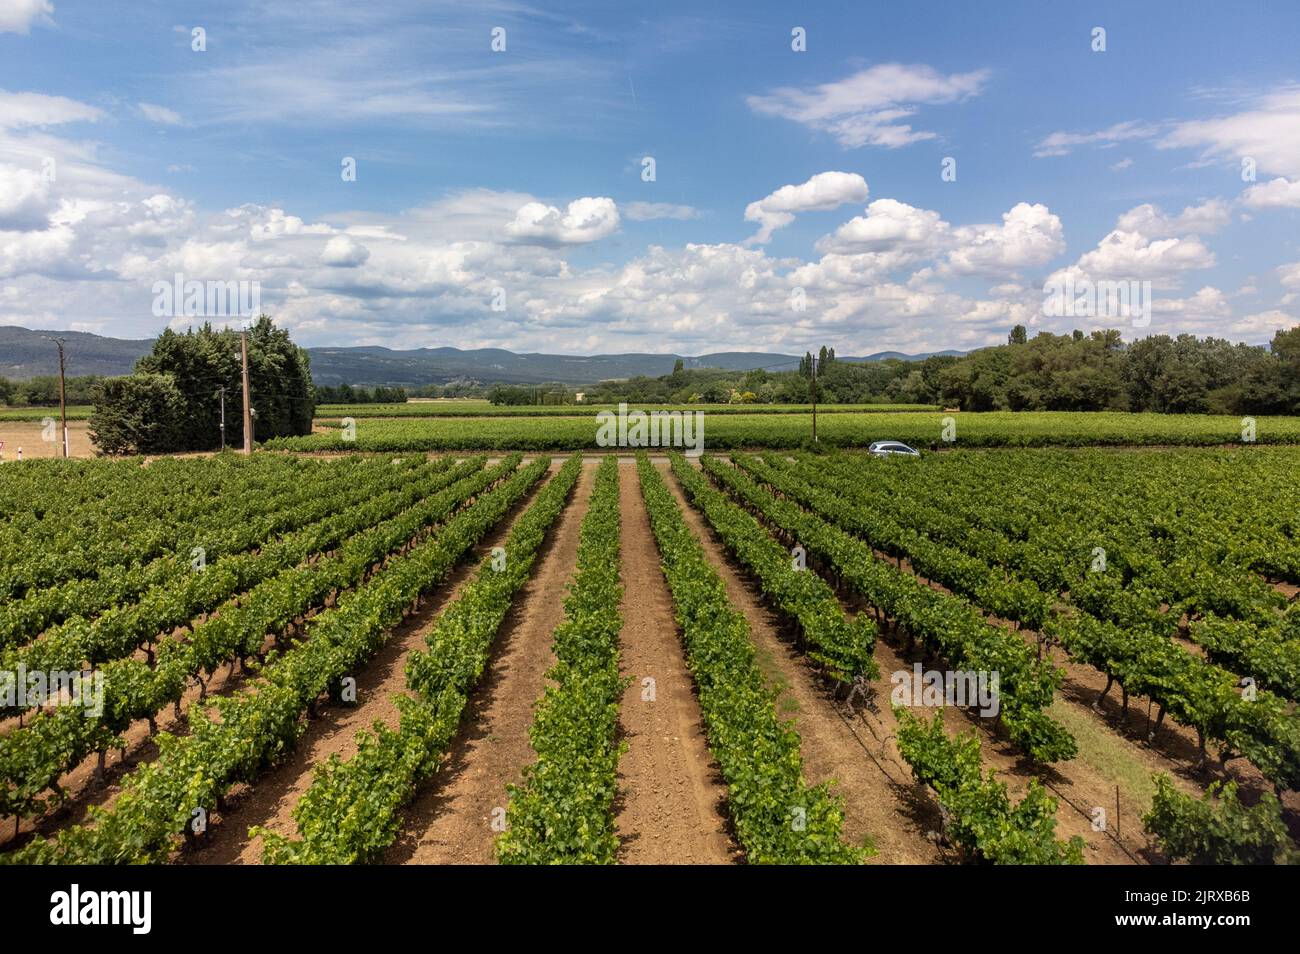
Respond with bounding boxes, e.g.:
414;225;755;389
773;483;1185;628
1;444;1296;866
25;408;1300;462
315;401;941;418
0;420;96;460
277;409;1300;451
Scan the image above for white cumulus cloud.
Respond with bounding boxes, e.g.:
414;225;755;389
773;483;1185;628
1231;309;1297;337
1076;231;1215;279
813;199;1063;281
1114;199;1231;237
1242;177;1300;209
320;235;370;267
504;196;619;246
820;199;946;251
0;163;53;230
946;202;1066;276
744;171;868;244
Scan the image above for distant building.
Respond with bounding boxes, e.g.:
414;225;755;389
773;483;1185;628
575;392;585;403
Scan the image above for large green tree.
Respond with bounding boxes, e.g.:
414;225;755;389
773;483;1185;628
88;373;184;455
91;316;314;454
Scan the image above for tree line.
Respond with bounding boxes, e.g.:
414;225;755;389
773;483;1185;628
0;375;101;406
567;327;1300;413
918;325;1299;414
314;383;409;404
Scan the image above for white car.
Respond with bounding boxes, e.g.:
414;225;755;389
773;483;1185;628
868;440;921;458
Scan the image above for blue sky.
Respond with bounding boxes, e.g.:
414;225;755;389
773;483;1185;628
1;0;1298;354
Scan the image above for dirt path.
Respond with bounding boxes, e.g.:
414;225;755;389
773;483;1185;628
383;464;594;864
612;460;737;864
657;461;943;864
178;464;559;864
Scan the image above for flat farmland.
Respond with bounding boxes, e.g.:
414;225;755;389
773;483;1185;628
2;445;1297;866
274;409;1300;452
315;401;939;418
0;420;96;460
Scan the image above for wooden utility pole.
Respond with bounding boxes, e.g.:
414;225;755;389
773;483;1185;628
57;340;68;458
44;335;69;458
240;331;252;454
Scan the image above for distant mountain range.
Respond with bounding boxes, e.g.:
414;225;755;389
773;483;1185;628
0;326;157;378
0;325;964;386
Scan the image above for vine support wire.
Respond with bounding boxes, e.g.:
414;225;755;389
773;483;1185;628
837;686;1144;863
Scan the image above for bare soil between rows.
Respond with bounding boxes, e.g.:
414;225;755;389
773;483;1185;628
673;459;1154;864
176;464;559;864
658;461;944;864
612;459;737;863
846;503;1300;842
384;463;592;864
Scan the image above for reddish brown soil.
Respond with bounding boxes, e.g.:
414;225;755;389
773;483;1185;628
174;464;559;864
658;461;944;864
1272;580;1299;600
668;460;1182;864
612;460;737;864
382;464;593;864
